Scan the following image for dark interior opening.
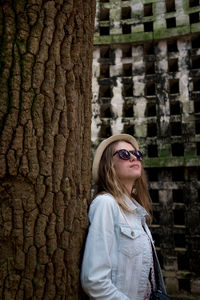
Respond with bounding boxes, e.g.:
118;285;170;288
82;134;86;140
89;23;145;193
172;189;184;203
100;0;109;2
149;189;159;203
100;26;110;36
191;35;200;48
173;209;185;225
152;233;160;246
122;24;131;34
123;63;132;76
100;47;111;58
195;120;200;134
147;123;157;137
147;168;159;181
146;61;155;74
153;211;160;225
144;21;153;32
172;167;185;181
100;104;112;118
122;45;132;58
194;98;200;113
100;8;110;21
168;58;178;72
146;102;157;116
174;233;186;247
99;85;112;98
123;83;133;97
178;252;189;270
99;125;112;138
166;0;176;12
157;251;163;268
100;65;110;78
146;82;156;96
144;42;154;55
166;17;176;28
191;55;200;69
167;40;178;52
170;122;182;136
193;77;200;91
189;12;200;24
171;143;184;156
197;142;200;155
179;279;191;293
144;3;153;17
123;125;134;135
170;101;181;115
123;103;134;117
148;144;158;157
169;79;179;94
189;0;199;7
121;7;131;20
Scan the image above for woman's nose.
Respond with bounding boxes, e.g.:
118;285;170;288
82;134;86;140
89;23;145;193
129;153;137;161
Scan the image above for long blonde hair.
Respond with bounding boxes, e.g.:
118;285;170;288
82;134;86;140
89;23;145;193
97;140;152;224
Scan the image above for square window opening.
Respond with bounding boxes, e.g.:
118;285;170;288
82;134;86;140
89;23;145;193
166;0;176;12
148;144;158;157
123;103;134;117
144;21;153;32
147;123;157;137
123;125;134;136
99;125;112;138
100;8;110;21
189;12;200;24
171;143;184;156
166;17;176;29
121;7;131;20
168;58;178;72
170;122;182;136
122;24;132;34
100;26;110;36
167;40;178;52
123;63;132;76
146;102;157;117
144;3;153;17
170;101;181;115
173;209;185;225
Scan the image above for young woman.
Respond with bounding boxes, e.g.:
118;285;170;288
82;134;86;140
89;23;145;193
81;134;166;300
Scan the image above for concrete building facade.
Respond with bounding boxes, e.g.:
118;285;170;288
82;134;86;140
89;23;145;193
91;0;200;299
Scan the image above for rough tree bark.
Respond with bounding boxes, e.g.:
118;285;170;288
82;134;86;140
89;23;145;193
0;0;96;299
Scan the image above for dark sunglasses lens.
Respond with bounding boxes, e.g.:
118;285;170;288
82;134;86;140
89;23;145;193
134;150;143;161
119;149;130;160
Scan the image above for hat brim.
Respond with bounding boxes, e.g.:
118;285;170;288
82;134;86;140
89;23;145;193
92;134;139;183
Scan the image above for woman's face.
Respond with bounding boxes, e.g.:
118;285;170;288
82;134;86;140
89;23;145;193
112;141;142;186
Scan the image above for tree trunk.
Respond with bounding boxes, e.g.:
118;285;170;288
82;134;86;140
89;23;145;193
0;1;95;299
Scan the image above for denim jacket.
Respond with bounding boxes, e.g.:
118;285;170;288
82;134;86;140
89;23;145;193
81;193;166;300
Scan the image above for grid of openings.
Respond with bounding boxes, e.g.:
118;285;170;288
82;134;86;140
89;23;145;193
146;167;200;294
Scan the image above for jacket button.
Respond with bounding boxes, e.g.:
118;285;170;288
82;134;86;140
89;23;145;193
131;231;134;236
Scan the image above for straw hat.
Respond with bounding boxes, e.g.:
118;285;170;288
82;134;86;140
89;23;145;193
92;134;139;183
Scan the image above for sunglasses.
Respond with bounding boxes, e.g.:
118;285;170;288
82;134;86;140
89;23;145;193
113;149;143;161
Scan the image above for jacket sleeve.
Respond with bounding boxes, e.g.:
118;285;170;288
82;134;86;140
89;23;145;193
81;194;130;300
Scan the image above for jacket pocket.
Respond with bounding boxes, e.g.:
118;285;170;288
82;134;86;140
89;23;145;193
119;224;142;257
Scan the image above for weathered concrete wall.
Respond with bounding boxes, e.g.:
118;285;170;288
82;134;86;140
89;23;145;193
92;0;200;299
